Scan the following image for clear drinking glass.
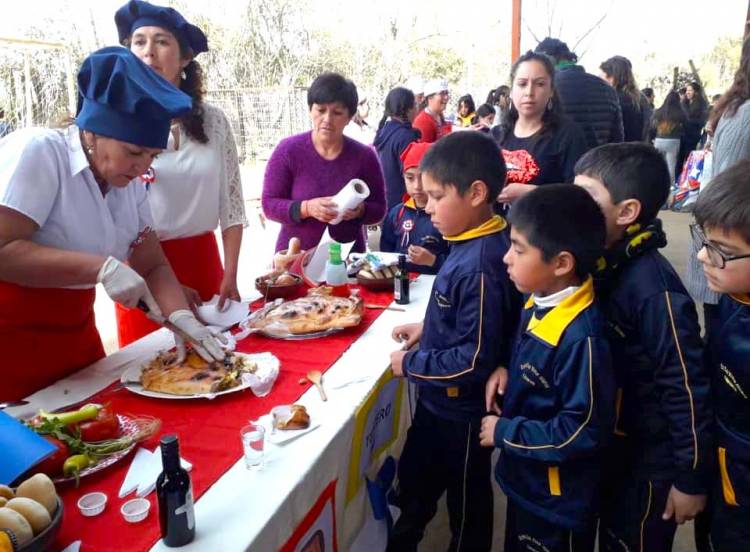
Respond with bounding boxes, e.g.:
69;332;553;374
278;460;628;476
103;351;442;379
240;423;265;470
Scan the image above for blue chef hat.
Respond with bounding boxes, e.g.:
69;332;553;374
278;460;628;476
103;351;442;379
115;0;208;55
75;46;192;149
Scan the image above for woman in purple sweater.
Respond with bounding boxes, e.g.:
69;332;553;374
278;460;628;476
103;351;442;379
262;72;387;252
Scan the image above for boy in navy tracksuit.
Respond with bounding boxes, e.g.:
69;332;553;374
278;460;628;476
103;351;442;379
387;132;521;552
480;184;616;551
574;143;713;551
380;141;449;274
693;161;750;550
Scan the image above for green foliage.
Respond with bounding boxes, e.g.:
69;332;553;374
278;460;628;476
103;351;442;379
409;46;466;85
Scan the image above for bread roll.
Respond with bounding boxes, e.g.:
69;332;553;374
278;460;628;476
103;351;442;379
288;237;301;255
15;474;57;515
0;508;33;546
6;498;51;535
0;488;11;502
0;499;6;508
275;273;298;286
358;269;375;279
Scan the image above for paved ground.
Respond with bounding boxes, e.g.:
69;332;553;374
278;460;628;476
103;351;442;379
92;168;699;551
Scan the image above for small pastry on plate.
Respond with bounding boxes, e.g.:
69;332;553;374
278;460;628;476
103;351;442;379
272;404;311;430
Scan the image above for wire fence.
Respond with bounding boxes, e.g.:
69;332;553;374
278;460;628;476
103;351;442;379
204;87;310;163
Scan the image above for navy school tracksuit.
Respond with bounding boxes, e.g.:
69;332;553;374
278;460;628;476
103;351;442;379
705;293;750;551
494;277;616;551
380;198;449;274
595;247;712;551
387;215;521;552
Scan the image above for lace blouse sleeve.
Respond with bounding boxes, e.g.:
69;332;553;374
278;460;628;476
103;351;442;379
208;103;247;231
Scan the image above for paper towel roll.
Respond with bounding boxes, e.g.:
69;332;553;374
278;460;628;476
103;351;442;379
330;179;370;225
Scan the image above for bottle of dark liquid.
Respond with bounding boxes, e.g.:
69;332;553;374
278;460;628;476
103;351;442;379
157;435;195;547
394;254;410;305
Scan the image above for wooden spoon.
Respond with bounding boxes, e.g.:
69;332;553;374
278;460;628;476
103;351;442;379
307;370;327;402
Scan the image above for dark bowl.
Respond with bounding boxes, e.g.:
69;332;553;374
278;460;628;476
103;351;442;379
255;274;304;300
356;274;394;291
18;497;63;552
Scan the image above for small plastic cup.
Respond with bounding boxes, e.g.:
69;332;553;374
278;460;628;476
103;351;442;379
240;423;265;470
121;498;150;523
77;492;107;517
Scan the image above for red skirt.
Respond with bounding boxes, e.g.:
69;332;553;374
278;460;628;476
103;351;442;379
115;232;224;347
0;282;105;402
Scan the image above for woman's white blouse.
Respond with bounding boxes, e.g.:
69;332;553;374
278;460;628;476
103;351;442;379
0;126;153;268
147;103;247;241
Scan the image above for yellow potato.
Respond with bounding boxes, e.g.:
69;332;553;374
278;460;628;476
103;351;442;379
0;499;6;508
0;508;33;546
6;497;51;535
15;474;57;515
0;487;11;501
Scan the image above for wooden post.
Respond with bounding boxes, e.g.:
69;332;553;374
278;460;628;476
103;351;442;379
746;0;750;39
23;52;32;127
512;0;522;63
672;67;679;90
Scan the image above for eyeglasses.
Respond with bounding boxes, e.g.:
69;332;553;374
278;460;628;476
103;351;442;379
690;224;750;269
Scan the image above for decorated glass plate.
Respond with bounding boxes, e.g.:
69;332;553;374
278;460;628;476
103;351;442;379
52;414;138;484
257;327;344;340
120;352;279;400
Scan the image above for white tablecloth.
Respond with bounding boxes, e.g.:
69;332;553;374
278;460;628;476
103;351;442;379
7;277;434;551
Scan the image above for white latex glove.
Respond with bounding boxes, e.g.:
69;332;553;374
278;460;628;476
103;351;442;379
169;309;228;363
97;256;162;316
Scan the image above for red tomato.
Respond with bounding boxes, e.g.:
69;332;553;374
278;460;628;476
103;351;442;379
77;408;120;442
34;436;69;476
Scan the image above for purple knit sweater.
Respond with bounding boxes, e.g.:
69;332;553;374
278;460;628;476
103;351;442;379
262;131;386;252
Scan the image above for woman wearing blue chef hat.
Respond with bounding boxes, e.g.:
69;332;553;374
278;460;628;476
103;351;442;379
0;46;227;402
113;0;247;348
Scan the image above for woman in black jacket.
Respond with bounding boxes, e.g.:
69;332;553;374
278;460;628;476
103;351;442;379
373;87;420;210
600;56;650;142
678;81;710;168
651;90;688;183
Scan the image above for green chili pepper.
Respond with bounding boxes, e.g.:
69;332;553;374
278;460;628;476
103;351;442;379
39;403;101;426
63;453;93;486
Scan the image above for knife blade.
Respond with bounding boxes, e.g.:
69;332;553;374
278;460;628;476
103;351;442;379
136;300;196;345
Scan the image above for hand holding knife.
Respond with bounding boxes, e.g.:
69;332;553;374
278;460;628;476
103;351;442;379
137;300;227;363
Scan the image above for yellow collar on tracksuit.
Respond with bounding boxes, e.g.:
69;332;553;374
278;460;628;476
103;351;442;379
444;215;507;242
524;276;595;347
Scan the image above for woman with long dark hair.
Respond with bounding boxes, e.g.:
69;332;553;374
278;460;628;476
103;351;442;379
114;0;247;347
456;94;477;127
600;55;649;142
373;87;420;210
681;81;710;155
491;50;587;204
651;90;688;182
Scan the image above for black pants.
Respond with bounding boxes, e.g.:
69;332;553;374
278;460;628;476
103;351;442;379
387;402;493;552
599;477;676;552
707;453;750;552
504;499;596;552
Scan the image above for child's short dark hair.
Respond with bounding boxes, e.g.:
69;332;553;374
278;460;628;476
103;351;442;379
307;72;358;117
694;159;750;244
419;132;506;203
574;142;670;224
509;184;606;279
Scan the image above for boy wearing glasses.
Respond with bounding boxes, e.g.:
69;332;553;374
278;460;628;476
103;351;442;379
574;143;712;552
693;159;750;550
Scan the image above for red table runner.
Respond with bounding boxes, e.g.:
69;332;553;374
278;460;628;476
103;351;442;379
53;287;394;551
